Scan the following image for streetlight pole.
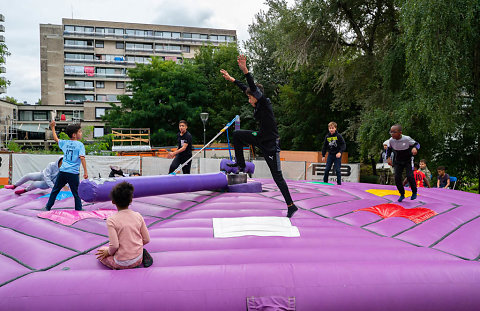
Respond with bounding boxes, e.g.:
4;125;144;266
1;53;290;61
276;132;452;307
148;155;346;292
200;112;209;158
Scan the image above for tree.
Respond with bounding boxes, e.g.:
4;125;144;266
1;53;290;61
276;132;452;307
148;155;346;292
104;57;210;146
193;44;257;140
399;0;480;191
0;40;10;89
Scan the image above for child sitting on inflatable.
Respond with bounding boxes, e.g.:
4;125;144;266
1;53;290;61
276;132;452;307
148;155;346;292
5;157;63;195
95;181;153;269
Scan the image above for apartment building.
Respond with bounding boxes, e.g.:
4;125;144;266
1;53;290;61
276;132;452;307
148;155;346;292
33;18;236;144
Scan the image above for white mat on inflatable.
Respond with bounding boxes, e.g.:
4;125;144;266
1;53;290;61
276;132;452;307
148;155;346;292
213;216;300;238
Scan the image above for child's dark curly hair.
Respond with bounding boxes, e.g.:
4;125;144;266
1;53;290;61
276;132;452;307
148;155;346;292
110;182;134;209
65;124;82;138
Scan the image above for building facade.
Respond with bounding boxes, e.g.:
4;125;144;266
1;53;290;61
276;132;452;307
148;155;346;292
34;18;236;144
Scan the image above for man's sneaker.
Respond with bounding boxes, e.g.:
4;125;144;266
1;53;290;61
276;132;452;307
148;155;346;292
411;193;417;200
14;188;27;195
4;185;16;190
142;248;153;268
287;204;298;218
398;195;405;202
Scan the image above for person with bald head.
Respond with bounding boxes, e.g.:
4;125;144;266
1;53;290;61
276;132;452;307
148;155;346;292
386;124;420;202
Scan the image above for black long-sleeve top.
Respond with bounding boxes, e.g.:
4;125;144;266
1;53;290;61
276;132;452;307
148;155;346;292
321;131;346;157
233;73;279;143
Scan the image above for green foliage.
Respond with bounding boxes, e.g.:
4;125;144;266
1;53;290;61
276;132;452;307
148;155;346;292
104;57;209;145
6;140;21;152
193;44;256;140
0;42;10;88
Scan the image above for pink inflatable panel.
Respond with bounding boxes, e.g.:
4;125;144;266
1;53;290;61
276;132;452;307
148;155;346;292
1;180;480;310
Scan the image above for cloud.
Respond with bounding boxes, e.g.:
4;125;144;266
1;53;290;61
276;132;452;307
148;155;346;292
152;1;214;27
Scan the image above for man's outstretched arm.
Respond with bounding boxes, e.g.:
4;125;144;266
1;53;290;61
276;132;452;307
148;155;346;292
220;68;247;92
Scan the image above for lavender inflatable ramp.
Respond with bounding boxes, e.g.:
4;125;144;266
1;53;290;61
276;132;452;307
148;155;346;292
1;179;480;310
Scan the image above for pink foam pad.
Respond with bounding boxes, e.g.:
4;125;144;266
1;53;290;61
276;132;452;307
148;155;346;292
37;210;117;226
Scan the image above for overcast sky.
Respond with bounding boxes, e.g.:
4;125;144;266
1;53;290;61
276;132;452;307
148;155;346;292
1;0;272;104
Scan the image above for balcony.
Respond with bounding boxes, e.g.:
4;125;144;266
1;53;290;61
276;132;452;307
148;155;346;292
64;58;128;65
125;47;154;53
64;100;87;105
0;25;5;32
65;85;95;91
0;14;4;22
0;66;5;73
64;44;94;50
0;35;4;43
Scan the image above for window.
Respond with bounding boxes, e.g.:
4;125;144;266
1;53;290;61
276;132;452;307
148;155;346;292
210;35;218;41
65;80;94;89
172;32;181;39
114;28;124;36
182;46;190;53
163;32;171;38
94;127;105;137
96;28;105;34
218;35;226;42
65;25;75;32
116;82;125;89
96;81;105;88
183;33;192;39
126;29;135;36
64;39;93;47
19;111;33;121
116;41;124;49
227;36;235;42
95;41;104;48
96;95;107;102
95;108;106;118
191;33;200;39
65;53;94;60
33;111;48;121
84;27;94;33
105;28;115;34
200;34;208;39
169;45;181;51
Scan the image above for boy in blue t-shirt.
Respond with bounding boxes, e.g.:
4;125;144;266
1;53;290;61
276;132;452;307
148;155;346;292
45;121;89;211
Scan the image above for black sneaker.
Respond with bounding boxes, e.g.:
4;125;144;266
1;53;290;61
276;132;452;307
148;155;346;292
142;248;153;268
287;204;298;218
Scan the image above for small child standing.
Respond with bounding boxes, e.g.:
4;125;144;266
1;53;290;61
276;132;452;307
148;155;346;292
419;159;432;187
436;166;450;189
387;124;420;202
45;121;88;211
95;182;152;269
5;157;63;195
321;122;346;185
403;162;430;188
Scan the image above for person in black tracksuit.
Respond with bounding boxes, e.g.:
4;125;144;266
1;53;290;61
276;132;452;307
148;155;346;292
321;122;346;185
386;124;420;202
220;55;298;218
168;120;193;174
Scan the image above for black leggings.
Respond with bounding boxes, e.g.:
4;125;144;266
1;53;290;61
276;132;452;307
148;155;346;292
232;130;293;206
168;155;192;174
394;161;416;195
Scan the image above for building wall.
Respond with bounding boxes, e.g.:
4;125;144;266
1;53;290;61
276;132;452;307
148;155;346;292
40;24;64;106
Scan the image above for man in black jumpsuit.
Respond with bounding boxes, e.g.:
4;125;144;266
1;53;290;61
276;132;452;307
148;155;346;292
220;55;298;218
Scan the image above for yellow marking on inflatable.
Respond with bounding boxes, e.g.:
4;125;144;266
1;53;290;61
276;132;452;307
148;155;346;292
366;189;413;197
